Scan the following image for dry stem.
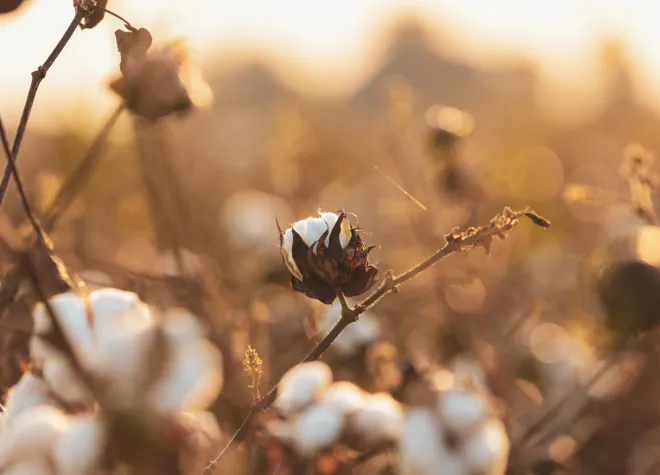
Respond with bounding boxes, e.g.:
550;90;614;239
0;11;84;208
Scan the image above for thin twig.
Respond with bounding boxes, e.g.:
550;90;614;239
203;207;551;471
0;115;42;238
513;355;618;451
43;104;126;231
354;207;549;314
90;4;135;30
0;11;84;208
18;245;99;397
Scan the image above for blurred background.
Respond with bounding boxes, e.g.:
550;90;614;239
2;1;660;474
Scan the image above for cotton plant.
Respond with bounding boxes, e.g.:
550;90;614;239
398;366;510;475
266;361;404;458
0;287;224;475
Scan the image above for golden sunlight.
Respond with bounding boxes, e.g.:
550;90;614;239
2;0;660;126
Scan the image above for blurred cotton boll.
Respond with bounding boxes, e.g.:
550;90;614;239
1;373;59;426
53;415;104;475
0;405;70;467
349;392;403;447
0;286;226;475
398;366;509;475
221;189;292;246
320;381;366;414
290;402;346;457
437;388;490;438
274;361;332;418
399;408;464;475
317;300;381;357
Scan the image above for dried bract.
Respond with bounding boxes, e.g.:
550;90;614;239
278;211;379;304
109;30;212;121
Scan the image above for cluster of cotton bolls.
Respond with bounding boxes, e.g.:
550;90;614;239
398;367;510;475
267;361;403;457
317;300;380;357
0;288;223;475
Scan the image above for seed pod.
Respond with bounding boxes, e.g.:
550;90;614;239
279;211;379;304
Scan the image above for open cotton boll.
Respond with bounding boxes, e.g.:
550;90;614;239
149;341;223;414
280;212;351;280
2;459;53;475
318;302;380;357
437;389;490;438
275;361;333;418
87;288;151;329
0;406;70;467
350;393;403;447
2;374;58;426
42;357;92;406
161;309;206;347
32;292;92;354
461;419;510;475
54;415;104;475
90;315;160;401
291;402;345;457
398;408;464;475
321;382;366;414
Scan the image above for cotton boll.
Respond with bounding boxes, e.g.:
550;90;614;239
281;212;351;279
0;406;70;466
42;356;91;406
437;389;489;438
2;374;58;426
149;341;223;413
461;419;510;475
2;459;53;475
398;408;464;475
32;292;92;353
321;382;366;414
350;393;403;447
54;415;104;475
90;316;159;401
87;288;151;330
275;362;333;418
292;402;345;457
161;309;205;347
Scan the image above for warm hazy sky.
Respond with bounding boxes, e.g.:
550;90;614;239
2;0;660;126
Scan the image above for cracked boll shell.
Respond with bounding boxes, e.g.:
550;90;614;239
279;211;379;304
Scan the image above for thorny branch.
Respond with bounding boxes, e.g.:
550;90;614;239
203;206;551;472
0;10;84;208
